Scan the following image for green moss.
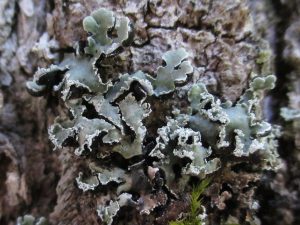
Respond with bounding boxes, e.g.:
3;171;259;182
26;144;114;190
169;179;210;225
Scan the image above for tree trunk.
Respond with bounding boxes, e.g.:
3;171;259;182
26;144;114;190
0;0;299;224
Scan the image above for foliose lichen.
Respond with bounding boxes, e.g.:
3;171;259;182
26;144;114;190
27;7;281;225
16;215;47;225
82;8;133;57
187;74;280;168
280;107;300;121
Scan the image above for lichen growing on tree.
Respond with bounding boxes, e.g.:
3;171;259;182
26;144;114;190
1;1;300;225
26;7;280;225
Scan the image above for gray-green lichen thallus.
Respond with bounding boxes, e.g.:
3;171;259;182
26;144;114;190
26;8;281;225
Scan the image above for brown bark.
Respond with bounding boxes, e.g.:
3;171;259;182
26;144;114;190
0;0;299;225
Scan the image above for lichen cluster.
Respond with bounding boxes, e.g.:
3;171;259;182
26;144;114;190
27;8;280;225
17;215;47;225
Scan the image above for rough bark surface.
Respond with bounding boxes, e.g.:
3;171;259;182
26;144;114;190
249;1;300;225
0;0;299;225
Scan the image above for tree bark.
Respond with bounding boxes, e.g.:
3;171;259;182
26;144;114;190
0;0;299;225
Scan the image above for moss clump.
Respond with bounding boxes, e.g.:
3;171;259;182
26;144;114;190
169;179;210;225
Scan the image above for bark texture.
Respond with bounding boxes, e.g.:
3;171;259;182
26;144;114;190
0;0;299;225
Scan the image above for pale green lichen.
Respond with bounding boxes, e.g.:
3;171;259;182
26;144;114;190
83;8;132;57
48;103;122;156
16;215;47;225
280;107;300;121
150;48;193;96
26;64;67;97
76;172;99;192
76;163;127;192
105;71;153;102
26;56;109;100
84;94;123;131
28;50;189;160
188;75;280;169
150;117;220;190
97;193;133;225
112;93;151;158
27;7;280;225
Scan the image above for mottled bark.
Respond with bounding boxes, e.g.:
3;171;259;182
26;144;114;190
249;1;300;225
0;0;299;225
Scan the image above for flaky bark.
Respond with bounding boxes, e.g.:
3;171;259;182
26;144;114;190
0;0;299;225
